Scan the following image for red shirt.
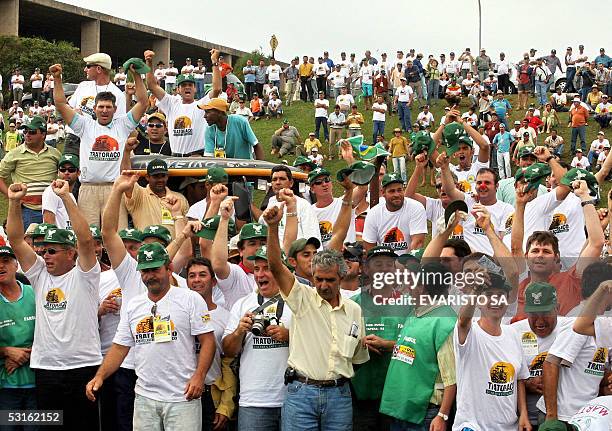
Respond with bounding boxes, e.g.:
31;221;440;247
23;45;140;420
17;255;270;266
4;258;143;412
219;62;232;78
513;267;582;321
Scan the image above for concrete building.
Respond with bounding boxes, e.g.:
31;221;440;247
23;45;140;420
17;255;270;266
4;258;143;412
0;0;249;70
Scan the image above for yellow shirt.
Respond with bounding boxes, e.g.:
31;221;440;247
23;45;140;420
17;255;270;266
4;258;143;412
389;136;409;157
281;278;370;380
124;184;189;239
346;113;364;129
304;138;322;153
299;63;314;78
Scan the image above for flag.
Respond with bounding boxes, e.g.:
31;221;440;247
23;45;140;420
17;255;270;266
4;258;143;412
340;135;390;161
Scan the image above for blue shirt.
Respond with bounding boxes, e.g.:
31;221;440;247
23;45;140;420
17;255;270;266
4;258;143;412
243;65;257;83
324;58;334;69
490;99;511;118
493;131;513;153
594;55;612;67
204;114;258;159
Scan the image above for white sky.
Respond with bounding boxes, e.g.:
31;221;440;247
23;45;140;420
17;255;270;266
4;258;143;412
62;0;607;63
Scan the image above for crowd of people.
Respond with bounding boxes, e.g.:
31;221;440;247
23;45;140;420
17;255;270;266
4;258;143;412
0;43;610;431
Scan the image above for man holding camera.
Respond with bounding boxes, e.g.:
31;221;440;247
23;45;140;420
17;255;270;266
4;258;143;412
222;242;292;431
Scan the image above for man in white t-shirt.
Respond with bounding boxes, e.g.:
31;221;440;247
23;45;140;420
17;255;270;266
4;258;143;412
51;61;148;228
416;104;435;127
145;49;221;156
11;68;25;104
30;67;43;104
181;58;195;75
42;154;79;229
222;245;291;430
266;58;282;90
164;60;179;93
362;172;427;255
336;86;355;117
86;242;216;431
371;95;387;144
113;66;127;92
314;91;330;142
6;179;101;429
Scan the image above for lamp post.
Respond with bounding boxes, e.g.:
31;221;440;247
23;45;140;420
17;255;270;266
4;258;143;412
478;0;482;52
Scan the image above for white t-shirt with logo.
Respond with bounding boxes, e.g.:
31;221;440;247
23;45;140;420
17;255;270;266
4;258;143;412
548;193;585;269
569;396;612;431
417;111;435;126
314;63;329;77
114;286;213;402
266;65;282;81
395;85;414;102
25;256;102;370
223;292;292;407
314;98;329;118
336;94;355;110
450;159;490;194
372;103;387;122
98;269;122;355
69;112;138;183
41;185;76;229
311;198;356;248
329;72;345;88
156;93;210;155
453;323;529;431
360;65;374;84
69;80;126;120
536;326;609;421
362;198;427;255
114;73;126;87
511;317;574;423
165;67;179;84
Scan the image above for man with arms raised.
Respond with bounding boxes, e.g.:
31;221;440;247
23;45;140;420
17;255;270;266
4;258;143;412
6;179;101;429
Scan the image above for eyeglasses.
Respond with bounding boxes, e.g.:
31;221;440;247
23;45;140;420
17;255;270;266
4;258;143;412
313;178;331;186
25;130;39;135
147;123;164;128
59;167;78;173
41;248;65;256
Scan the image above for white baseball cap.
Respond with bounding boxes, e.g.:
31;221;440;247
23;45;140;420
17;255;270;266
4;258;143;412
83;52;112;70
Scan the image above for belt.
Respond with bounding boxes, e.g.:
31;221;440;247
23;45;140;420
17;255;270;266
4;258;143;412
296;375;348;387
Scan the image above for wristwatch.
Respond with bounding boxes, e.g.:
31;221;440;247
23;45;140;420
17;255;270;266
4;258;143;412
581;199;597;207
437;412;449;421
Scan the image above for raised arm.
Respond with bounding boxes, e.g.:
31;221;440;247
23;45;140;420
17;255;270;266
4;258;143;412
277;189;298;255
209;50;222;99
144;50;166;100
574;281;612;336
5;184;37;272
209;197;238;280
595;146;612;184
264;204;295;297
575;180;606;276
404;154;428;206
49;64;76;126
327;177;355;251
53;179;96;271
126;66;148;123
437;152;464;202
460;116;489;163
534;146;570;200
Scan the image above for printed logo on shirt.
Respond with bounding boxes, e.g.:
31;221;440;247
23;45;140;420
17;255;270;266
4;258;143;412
529;352;548;377
173;116;193;137
319;221;333;242
135;315;177;345
486;361;515;396
585;347;608;376
383;227;408;251
549;213;570;234
449;224;464;240
110;288;122;297
79;96;95;117
44;288;67;311
458;179;473;193
90;135;121;162
505;214;514;236
391;344;416;365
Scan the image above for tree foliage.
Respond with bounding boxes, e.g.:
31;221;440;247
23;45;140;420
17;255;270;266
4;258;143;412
233;50;272;81
0;36;83;95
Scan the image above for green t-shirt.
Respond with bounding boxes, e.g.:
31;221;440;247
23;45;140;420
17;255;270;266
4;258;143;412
204;114;258;159
350;290;411;400
0;282;36;388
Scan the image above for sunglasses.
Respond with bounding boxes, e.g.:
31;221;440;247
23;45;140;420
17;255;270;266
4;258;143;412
85;64;99;69
40;248;65;256
147;123;164;128
59;167;78;173
313;178;331;186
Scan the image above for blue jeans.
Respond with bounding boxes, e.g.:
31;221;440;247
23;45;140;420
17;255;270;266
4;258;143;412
579;87;590;102
535;80;548;105
238;406;281;431
315;117;329;141
195;79;205;99
282;381;352;431
373;120;386;143
0;388;38;431
271;80;281;90
571;125;587;153
427;79;440;103
21;206;42;231
566;67;576;92
389;404;440;431
398;102;412;131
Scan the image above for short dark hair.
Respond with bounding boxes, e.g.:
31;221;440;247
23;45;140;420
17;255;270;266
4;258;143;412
581;261;611;299
271;165;293;181
526;231;560;256
444;239;471;258
94;91;117;106
185;257;216;279
477;167;499;185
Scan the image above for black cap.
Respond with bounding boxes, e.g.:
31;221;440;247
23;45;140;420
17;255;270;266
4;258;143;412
147;158;168;175
343;242;364;260
444;200;469;226
366;246;398;261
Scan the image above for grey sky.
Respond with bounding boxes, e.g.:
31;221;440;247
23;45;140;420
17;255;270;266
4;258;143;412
63;0;606;64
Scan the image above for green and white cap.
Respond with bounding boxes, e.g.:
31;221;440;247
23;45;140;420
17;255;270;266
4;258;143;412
136;242;169;270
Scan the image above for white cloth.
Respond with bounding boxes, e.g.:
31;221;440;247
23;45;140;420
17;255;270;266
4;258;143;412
266;65;282;81
69;80;126;120
394;85;413;102
569;396;612;431
156;93;210;155
262;195;322;244
200;305;231;385
314;99;329;118
311;198;356;247
371;103;387;122
98;269;122;355
215;263;256;311
164;67;179;84
41;185;76;229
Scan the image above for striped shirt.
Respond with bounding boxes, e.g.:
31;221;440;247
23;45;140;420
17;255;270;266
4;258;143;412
0;144;61;210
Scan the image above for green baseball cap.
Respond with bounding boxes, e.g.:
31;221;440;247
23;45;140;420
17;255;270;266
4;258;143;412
196;215;236;240
336;161;376;185
42;227;76;247
0;246;16;259
136;242;169;270
366;246;398;260
560;168;600;200
397;248;424;265
176;74;196;85
411;131;435;157
58;154;79;169
89;224;102;240
141;225;172;245
381;172;404;187
29;223;56;238
122;57;151;74
293;156;317;171
119;228;142;242
239;223;268;241
442;123;471;156
516;163;551;192
147;158;168;175
21;116;46;131
538;420;573;431
524;281;558;313
518;145;537;159
288;237;321;258
205;167;228;184
246;245;287;262
308;167;331;184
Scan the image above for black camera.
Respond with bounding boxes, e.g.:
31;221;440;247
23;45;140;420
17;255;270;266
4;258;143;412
251;314;279;336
